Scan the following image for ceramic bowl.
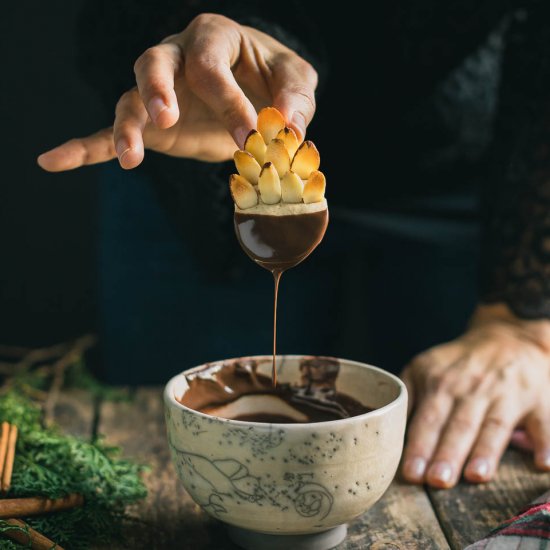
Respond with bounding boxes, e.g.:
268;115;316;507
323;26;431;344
164;356;407;547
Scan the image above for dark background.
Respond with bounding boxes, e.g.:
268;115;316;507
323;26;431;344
1;1;103;346
0;2;481;383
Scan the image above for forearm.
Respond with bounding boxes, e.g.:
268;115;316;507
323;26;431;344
480;6;550;319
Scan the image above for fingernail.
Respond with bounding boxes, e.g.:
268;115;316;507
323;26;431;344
148;96;168;122
115;140;131;161
467;457;490;479
536;450;550;469
234;126;249;149
291;112;306;140
427;461;453;484
403;457;426;480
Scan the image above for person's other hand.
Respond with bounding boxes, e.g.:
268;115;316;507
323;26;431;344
37;13;317;171
401;303;550;488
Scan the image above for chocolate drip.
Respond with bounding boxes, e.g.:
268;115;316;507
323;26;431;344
234;209;329;385
179;357;371;423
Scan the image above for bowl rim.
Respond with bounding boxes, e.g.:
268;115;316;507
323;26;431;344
164;354;407;428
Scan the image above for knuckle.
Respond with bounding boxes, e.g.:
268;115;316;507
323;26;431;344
186;53;221;86
450;415;475;433
141;78;168;98
113;121;131;138
411;350;437;371
483;415;510;432
193;52;220;73
190;13;221;28
187;13;237;35
298;58;318;84
416;406;445;428
134;47;160;73
114;90;136;116
425;371;446;392
287;84;316;111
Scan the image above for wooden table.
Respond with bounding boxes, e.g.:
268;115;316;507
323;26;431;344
54;388;550;550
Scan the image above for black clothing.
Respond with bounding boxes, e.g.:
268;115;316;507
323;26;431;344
79;1;550;319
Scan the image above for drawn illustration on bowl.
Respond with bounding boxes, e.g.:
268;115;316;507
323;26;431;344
169;439;334;520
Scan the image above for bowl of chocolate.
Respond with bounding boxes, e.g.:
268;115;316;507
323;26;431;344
164;355;407;550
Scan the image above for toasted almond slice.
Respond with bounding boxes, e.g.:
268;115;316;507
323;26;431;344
234;150;261;184
303;170;326;204
258;162;281;204
265;139;290;178
244;130;267;164
281;171;304;203
257;107;285;144
291;141;320;179
276;127;300;158
230;174;258;209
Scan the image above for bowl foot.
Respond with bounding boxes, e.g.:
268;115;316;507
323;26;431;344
226;523;347;550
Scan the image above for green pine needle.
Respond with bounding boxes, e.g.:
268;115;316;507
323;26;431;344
0;383;147;548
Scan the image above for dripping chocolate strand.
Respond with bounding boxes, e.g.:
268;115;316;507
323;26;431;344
272;270;282;386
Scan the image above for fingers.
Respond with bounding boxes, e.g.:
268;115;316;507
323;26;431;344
183;21;256;148
525;410;550;470
113;89;148;169
401;392;453;484
425;397;489;488
37;127;116;172
270;53;318;140
133;43;180;129
464;400;517;483
185;53;256;149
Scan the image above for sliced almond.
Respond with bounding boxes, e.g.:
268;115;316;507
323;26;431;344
234;150;261;184
291;141;320;180
258;162;281;204
303;170;326;204
230;174;258;209
276;127;300;158
281;171;304;203
244;130;267;165
257;107;285;144
265;139;290;178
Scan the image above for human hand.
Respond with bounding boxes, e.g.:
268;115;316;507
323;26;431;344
401;303;550;488
37;13;317;171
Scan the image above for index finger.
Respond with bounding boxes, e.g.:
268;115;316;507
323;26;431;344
133;43;181;129
37;127;115;172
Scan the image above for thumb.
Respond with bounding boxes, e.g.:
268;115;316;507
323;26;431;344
271;55;318;140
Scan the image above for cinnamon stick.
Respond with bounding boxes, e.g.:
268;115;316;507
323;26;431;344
1;424;17;492
0;423;9;482
1;518;64;550
0;494;84;519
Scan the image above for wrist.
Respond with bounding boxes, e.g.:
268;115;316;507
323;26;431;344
470;303;550;351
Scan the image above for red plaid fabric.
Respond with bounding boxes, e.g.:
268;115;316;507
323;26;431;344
466;490;550;549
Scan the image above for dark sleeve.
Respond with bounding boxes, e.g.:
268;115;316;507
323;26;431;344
480;5;550;318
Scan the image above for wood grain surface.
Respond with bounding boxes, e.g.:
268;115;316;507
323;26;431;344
98;388;448;549
428;449;550;549
53;388;550;550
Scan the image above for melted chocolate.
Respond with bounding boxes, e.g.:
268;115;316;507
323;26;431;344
234;210;329;272
179;357;372;423
234;209;329;385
